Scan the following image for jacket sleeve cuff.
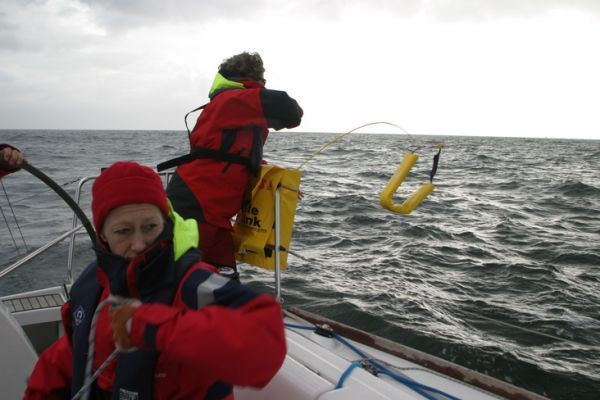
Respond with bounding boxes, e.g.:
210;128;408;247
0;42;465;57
129;303;180;351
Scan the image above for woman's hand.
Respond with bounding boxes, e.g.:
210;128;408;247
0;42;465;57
109;302;139;351
0;147;25;169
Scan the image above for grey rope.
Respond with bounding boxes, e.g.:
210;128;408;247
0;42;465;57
71;297;139;400
71;297;117;400
71;349;118;400
0;180;28;253
0;203;21;255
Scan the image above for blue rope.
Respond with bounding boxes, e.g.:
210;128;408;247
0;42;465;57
331;332;370;359
285;322;462;400
332;332;461;400
285;322;315;331
374;361;462;400
335;361;361;389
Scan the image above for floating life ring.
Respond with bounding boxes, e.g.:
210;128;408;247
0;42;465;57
380;152;435;215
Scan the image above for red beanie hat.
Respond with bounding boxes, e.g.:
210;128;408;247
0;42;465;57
91;161;169;233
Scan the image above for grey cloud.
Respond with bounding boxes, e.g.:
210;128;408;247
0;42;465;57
0;4;36;50
0;0;104;53
5;0;599;38
77;0;600;32
0;11;15;31
0;10;44;52
78;0;271;31
317;0;600;21
419;0;600;21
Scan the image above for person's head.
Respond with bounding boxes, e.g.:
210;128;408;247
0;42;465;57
91;161;169;258
218;51;265;83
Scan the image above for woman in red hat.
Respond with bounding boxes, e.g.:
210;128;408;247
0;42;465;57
24;161;286;400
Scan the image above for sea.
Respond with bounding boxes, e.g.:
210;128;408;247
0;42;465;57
1;129;599;399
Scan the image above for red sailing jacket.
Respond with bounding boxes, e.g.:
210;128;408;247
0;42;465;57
23;221;286;399
167;79;302;230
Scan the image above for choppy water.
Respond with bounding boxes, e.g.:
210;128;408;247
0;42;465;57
1;130;599;399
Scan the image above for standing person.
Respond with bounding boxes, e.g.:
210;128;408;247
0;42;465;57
0;144;25;178
166;51;303;273
23;161;286;399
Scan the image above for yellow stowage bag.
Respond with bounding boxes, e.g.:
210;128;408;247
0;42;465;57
233;165;301;270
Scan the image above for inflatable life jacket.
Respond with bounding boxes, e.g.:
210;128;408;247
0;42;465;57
162;73;302;232
157;73;269;174
69;248;201;398
69;210;202;399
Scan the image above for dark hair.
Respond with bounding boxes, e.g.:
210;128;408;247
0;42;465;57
218;52;265;82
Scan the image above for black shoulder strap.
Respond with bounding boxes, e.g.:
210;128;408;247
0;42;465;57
159;103;260;172
157;147;254;172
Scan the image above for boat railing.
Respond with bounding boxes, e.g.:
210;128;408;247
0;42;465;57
0;173;104;283
66;176;95;283
0;225;84;280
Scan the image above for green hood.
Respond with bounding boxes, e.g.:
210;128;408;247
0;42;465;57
168;201;199;261
208;72;244;97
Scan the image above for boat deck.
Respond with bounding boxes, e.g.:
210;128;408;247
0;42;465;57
2;293;65;313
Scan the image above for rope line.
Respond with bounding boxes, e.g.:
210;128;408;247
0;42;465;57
296;121;444;170
71;297;139;400
71;349;118;400
331;331;460;400
335;361;361;389
73;297;116;400
0;180;28;252
0;203;22;256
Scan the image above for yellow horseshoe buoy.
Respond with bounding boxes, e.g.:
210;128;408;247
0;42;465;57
380;152;435;215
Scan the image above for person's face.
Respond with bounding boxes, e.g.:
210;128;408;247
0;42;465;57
100;203;165;259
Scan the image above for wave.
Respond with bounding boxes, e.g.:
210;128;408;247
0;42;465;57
555;180;600;196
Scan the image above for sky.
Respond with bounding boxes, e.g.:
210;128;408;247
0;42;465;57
1;0;599;140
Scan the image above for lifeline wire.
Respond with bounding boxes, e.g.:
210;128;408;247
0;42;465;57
0;203;22;255
0;180;28;252
21;161;96;244
6;177;81;204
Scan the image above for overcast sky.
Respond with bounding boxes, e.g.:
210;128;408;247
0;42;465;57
1;0;599;139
